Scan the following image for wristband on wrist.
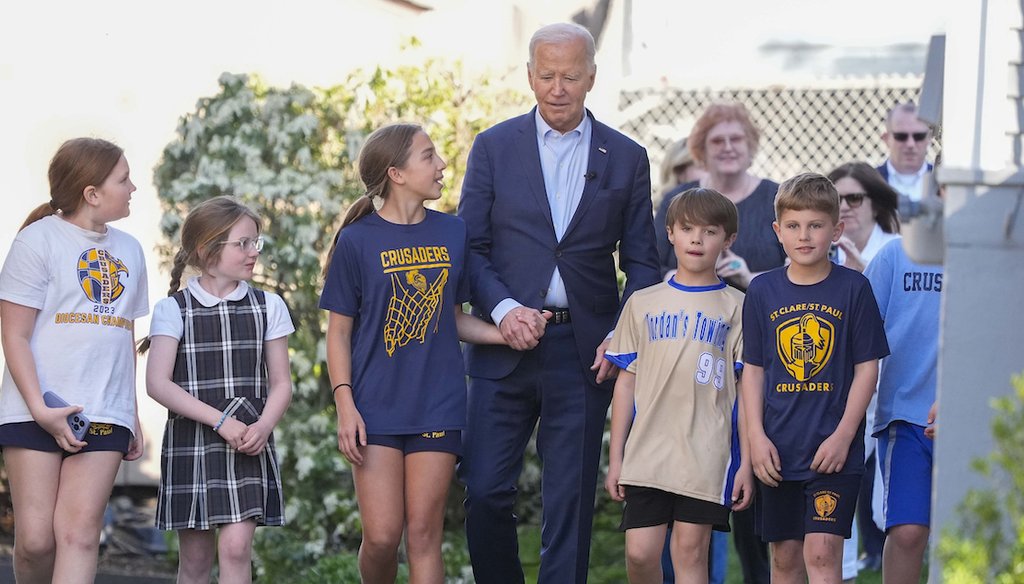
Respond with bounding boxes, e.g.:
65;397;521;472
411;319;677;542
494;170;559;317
332;383;352;397
212;409;230;431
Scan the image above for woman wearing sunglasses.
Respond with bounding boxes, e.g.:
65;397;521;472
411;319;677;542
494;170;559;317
827;162;901;273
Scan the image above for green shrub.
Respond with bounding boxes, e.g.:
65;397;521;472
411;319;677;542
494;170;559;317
938;372;1024;583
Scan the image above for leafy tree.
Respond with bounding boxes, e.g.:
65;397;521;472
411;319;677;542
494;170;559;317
152;56;527;580
937;372;1024;583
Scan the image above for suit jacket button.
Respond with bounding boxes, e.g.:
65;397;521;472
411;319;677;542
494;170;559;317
555;251;562;258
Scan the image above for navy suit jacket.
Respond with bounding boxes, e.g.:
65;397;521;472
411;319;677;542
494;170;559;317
458;109;661;387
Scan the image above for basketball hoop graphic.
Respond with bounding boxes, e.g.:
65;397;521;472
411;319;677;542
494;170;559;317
383;267;448;357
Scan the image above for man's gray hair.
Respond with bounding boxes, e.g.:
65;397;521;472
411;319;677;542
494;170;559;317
528;23;596;71
886;102;922;127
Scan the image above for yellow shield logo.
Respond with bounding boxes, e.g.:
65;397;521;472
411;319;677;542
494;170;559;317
814;492;838;519
776;313;834;381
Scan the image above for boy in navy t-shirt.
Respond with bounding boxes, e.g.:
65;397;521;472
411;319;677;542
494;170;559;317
741;173;889;584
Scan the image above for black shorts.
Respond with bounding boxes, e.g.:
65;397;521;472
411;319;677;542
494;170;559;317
365;430;462;457
0;421;131;456
620;486;731;532
755;474;861;541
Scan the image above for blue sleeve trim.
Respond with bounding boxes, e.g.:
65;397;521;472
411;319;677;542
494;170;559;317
605;352;637;369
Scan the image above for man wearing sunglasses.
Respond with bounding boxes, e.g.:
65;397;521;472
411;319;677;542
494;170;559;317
877;102;934;202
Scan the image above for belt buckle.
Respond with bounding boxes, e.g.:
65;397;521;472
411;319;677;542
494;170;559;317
543;306;570;324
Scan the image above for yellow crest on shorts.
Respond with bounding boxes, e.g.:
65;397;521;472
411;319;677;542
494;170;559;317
814;492;838;519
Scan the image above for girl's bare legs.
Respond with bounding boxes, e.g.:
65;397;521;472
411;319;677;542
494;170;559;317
177;521;258;584
217;519;258;584
4;448;62;584
177;529;216;584
404;451;456;584
354;445;406;584
51;450;123;584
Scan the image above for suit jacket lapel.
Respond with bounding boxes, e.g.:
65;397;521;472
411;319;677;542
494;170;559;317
562;114;608;240
515;112;555;234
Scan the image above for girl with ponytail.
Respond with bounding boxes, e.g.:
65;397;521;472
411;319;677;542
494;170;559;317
0;137;149;582
145;195;293;583
320;124;543;582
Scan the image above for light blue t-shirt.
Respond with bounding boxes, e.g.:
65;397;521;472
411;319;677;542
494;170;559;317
864;238;943;434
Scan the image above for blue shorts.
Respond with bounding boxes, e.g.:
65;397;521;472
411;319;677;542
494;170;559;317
755;474;860;541
0;421;131;456
877;421;932;529
366;430;462;457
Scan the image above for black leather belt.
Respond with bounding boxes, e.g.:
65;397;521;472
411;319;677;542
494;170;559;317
543;307;571;324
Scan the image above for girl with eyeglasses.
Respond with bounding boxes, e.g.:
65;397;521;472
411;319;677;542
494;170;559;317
143;195;293;584
827;162;901;273
0;137;148;583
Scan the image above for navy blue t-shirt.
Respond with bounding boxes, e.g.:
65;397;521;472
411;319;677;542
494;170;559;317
742;265;889;480
319;210;471;434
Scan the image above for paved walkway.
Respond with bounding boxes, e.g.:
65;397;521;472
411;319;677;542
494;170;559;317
0;556;175;583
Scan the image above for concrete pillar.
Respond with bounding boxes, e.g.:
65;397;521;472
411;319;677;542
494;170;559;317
930;0;1024;580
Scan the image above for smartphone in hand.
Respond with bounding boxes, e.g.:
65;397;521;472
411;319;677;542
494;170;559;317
42;391;91;441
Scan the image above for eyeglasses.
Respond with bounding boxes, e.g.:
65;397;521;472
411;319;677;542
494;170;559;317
708;134;746;148
892;131;929;143
218;236;264;252
839;193;867;208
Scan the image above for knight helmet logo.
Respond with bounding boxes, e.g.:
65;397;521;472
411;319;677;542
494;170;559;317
775;312;835;381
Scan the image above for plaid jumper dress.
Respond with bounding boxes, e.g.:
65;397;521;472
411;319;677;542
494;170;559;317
155;287;285;530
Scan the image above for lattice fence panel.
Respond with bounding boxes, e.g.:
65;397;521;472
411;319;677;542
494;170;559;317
617;79;942;195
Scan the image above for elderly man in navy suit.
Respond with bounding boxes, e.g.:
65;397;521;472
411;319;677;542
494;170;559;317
877;102;935;202
457;22;661;584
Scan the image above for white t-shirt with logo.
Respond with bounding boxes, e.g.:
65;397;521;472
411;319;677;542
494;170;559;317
0;215;149;433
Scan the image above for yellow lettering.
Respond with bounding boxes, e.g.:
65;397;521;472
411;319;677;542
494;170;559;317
775;382;833;393
821;305;844;320
379;246;454;270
